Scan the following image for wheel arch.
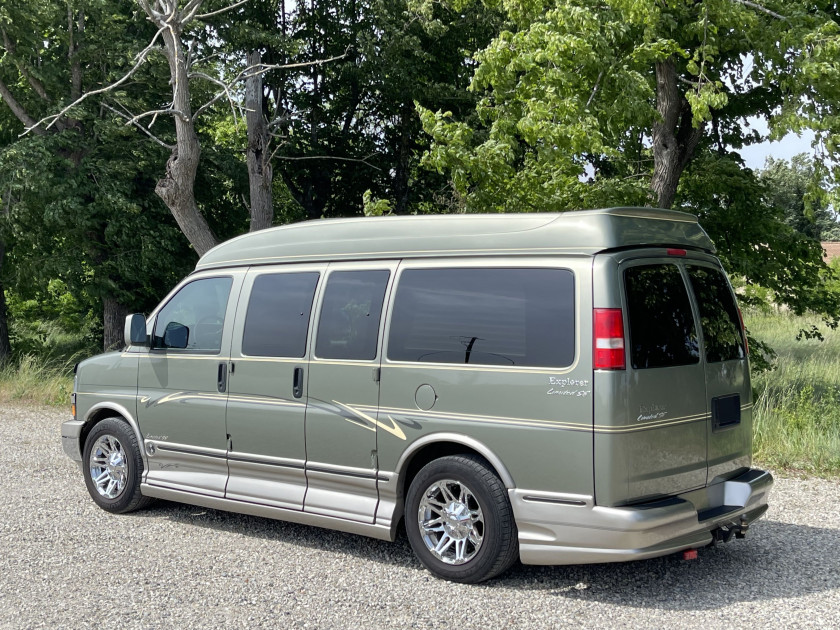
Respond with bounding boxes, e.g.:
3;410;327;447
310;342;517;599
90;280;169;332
81;402;147;470
394;433;515;509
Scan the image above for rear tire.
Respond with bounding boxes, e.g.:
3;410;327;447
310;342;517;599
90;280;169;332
82;418;154;514
405;455;518;583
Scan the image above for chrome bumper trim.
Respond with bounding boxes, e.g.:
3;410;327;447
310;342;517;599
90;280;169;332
61;419;85;462
512;469;774;565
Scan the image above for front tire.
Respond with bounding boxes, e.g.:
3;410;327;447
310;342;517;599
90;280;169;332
82;418;153;514
405;455;518;583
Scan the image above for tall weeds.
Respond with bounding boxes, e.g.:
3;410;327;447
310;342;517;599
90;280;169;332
747;310;840;476
0;355;74;406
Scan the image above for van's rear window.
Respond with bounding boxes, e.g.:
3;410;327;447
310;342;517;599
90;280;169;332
687;266;746;363
387;268;575;368
625;264;699;369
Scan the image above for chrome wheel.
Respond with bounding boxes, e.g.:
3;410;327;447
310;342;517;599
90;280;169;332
417;479;484;565
88;434;128;499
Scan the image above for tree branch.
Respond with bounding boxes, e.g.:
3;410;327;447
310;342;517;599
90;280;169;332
190;50;348;124
270;153;382;172
22;24;167;136
101;102;175;150
127;107;190;125
586;70;604;108
190;71;243;123
241;50;349;80
730;0;789;22
180;0;206;23
195;0;251;20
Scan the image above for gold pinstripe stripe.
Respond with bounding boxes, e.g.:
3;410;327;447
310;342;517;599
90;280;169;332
373;405;712;434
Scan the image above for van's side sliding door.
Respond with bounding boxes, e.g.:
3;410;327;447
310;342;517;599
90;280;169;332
224;264;325;510
303;261;397;523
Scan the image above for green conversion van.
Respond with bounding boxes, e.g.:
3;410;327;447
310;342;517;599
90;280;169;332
61;208;773;583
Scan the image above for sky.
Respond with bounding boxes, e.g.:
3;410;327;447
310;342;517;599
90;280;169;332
737;119;816;171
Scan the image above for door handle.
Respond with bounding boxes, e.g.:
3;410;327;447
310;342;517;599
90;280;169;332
293;367;304;399
218;362;227;393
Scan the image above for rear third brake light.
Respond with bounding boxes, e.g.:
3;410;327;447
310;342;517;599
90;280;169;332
594;308;626;370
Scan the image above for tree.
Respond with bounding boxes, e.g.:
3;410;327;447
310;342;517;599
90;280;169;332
421;0;840;209
759;154;840;241
0;0;195;352
222;0;501;220
419;0;840;321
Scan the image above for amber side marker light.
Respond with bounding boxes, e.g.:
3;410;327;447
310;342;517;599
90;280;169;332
71;392;76;420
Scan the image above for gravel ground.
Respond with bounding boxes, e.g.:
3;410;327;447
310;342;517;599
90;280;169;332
1;406;838;629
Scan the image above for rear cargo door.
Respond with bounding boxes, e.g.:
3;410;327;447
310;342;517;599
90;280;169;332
685;264;752;483
619;261;708;501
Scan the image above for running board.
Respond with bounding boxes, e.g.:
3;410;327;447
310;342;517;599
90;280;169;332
141;484;395;542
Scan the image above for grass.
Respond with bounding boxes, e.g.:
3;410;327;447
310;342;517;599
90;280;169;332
746;309;840;477
0;355;74;406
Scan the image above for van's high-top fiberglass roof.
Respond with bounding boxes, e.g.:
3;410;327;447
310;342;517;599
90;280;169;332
195;207;715;271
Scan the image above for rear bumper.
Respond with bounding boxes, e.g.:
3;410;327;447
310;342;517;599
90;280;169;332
511;468;773;565
61;419;85;462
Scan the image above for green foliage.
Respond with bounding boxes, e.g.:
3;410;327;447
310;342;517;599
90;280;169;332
0;354;73;406
6;280;98;361
362;190;394;216
759;154;840;241
748;309;840;476
0;0;208;353
679;154;840;323
419;0;840;327
207;0;503;219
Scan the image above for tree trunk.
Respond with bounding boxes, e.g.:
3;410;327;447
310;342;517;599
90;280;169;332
68;7;84;102
151;17;218;256
246;51;273;231
102;296;129;352
651;58;705;209
0;241;12;364
0;78;46;135
393;101;414;215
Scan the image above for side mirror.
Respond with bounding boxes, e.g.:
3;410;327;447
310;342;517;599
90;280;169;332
124;314;149;347
162;322;189;349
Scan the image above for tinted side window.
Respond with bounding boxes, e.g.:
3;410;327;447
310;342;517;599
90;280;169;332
388;268;575;368
315;270;390;360
687;266;746;362
154;277;233;352
242;272;319;358
625;265;699;369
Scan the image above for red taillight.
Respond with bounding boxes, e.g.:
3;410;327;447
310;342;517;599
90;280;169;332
667;248;687;257
594;308;626;370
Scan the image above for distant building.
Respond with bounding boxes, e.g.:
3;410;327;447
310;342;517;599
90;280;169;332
823;242;840;262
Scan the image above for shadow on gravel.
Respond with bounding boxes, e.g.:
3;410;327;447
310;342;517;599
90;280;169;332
133;499;418;567
134;504;838;609
487;520;840;609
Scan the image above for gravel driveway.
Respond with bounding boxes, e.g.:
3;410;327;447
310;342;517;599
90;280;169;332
1;406;838;629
